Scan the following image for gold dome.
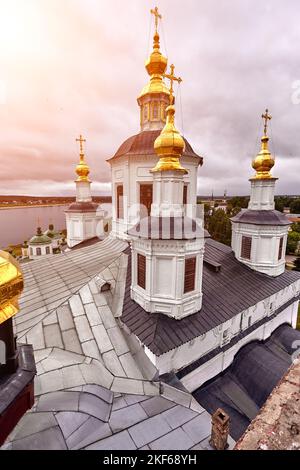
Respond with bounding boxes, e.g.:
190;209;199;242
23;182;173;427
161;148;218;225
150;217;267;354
0;250;23;325
75;157;90;182
252;134;275;179
151;105;187;173
75;135;90;182
138;8;169;100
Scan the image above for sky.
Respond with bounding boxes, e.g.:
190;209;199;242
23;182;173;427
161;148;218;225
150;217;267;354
0;0;299;197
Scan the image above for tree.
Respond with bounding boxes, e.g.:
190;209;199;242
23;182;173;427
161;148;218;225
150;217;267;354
228;196;249;209
208;208;232;246
290;198;300;214
293;256;300;271
286;231;300;254
274;196;293;212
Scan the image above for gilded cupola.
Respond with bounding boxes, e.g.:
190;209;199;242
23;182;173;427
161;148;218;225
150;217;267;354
0;251;23;325
75;135;90;182
138;7;170;131
152;64;187;174
252;109;275;179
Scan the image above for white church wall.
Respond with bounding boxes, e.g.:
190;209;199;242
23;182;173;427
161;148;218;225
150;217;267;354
181;298;299;392
232;222;288;276
141;278;300;377
110;154;200;240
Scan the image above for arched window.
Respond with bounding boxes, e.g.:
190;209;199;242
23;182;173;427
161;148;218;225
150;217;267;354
152;102;159;120
143;105;148;122
36;247;41;256
46;246;50;255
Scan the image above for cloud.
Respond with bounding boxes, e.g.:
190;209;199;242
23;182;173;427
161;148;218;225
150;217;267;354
0;0;299;196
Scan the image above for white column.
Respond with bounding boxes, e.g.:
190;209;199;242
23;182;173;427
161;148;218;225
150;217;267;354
248;178;277;210
151;170;185;218
76;181;92;203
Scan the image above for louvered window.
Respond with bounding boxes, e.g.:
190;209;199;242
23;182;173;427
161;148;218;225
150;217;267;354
184;257;196;293
137;254;146;289
183;185;188;206
278;237;284;260
117;185;124;219
241;236;252;260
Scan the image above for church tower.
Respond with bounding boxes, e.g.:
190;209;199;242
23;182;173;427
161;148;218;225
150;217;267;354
107;7;202;240
65;135;104;248
231;110;290;276
128;70;205;320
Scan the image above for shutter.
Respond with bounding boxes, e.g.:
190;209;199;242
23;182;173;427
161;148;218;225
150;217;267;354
278;237;284;260
137;254;146;289
184;257;196;293
183;185;188;206
117;185;123;219
140;184;153;216
241;236;252;260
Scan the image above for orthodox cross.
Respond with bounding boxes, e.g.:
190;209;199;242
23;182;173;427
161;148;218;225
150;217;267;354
76;134;86;155
164;64;182;104
262;109;272;135
150;6;162;33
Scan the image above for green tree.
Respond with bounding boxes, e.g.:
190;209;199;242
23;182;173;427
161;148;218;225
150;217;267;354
286;231;300;254
291;222;300;233
290;199;300;214
208;208;232;246
293;256;300;271
274;196;293;212
228;196;249;209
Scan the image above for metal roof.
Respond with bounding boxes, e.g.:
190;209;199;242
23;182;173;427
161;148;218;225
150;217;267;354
121;239;300;356
107;130;203;164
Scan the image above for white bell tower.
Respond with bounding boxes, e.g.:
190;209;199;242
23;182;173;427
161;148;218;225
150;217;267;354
129;72;204;320
65;135;104;248
231;110;290;276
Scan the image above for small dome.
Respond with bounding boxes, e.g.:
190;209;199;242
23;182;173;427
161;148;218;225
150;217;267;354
152;105;187;173
44;224;61;239
29;227;52;246
145;33;168;76
252;135;275;179
76;157;90;182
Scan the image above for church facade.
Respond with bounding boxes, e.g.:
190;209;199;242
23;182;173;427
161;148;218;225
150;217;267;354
2;7;300;450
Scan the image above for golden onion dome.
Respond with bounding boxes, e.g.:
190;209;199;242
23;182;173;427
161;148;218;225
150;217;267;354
252;134;275;179
138;31;169;100
151;105;187;173
75;155;90;182
0;250;23;325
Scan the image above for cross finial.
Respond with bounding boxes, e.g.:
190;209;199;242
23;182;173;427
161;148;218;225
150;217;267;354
76;134;86;155
262;109;272;135
163;64;182;104
150;6;162;33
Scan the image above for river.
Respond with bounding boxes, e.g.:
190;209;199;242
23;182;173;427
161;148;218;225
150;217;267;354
0;203;112;249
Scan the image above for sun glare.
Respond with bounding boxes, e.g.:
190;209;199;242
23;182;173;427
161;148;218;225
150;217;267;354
0;0;45;59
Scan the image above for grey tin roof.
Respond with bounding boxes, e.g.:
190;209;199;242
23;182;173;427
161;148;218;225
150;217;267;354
231;209;290;226
121;238;300;356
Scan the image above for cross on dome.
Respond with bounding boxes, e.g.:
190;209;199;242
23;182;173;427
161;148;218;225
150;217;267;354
76;134;86;155
262;108;272;136
163;64;182;104
150;6;162;33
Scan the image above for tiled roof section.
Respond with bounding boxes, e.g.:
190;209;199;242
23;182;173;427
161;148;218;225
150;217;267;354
231;209;290;226
128;216;203;240
107;130;203;164
3;386;218;450
122;239;300;356
15;237;127;338
65;202;99;213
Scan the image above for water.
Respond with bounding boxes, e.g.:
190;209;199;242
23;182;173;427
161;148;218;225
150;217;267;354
0;203;112;249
